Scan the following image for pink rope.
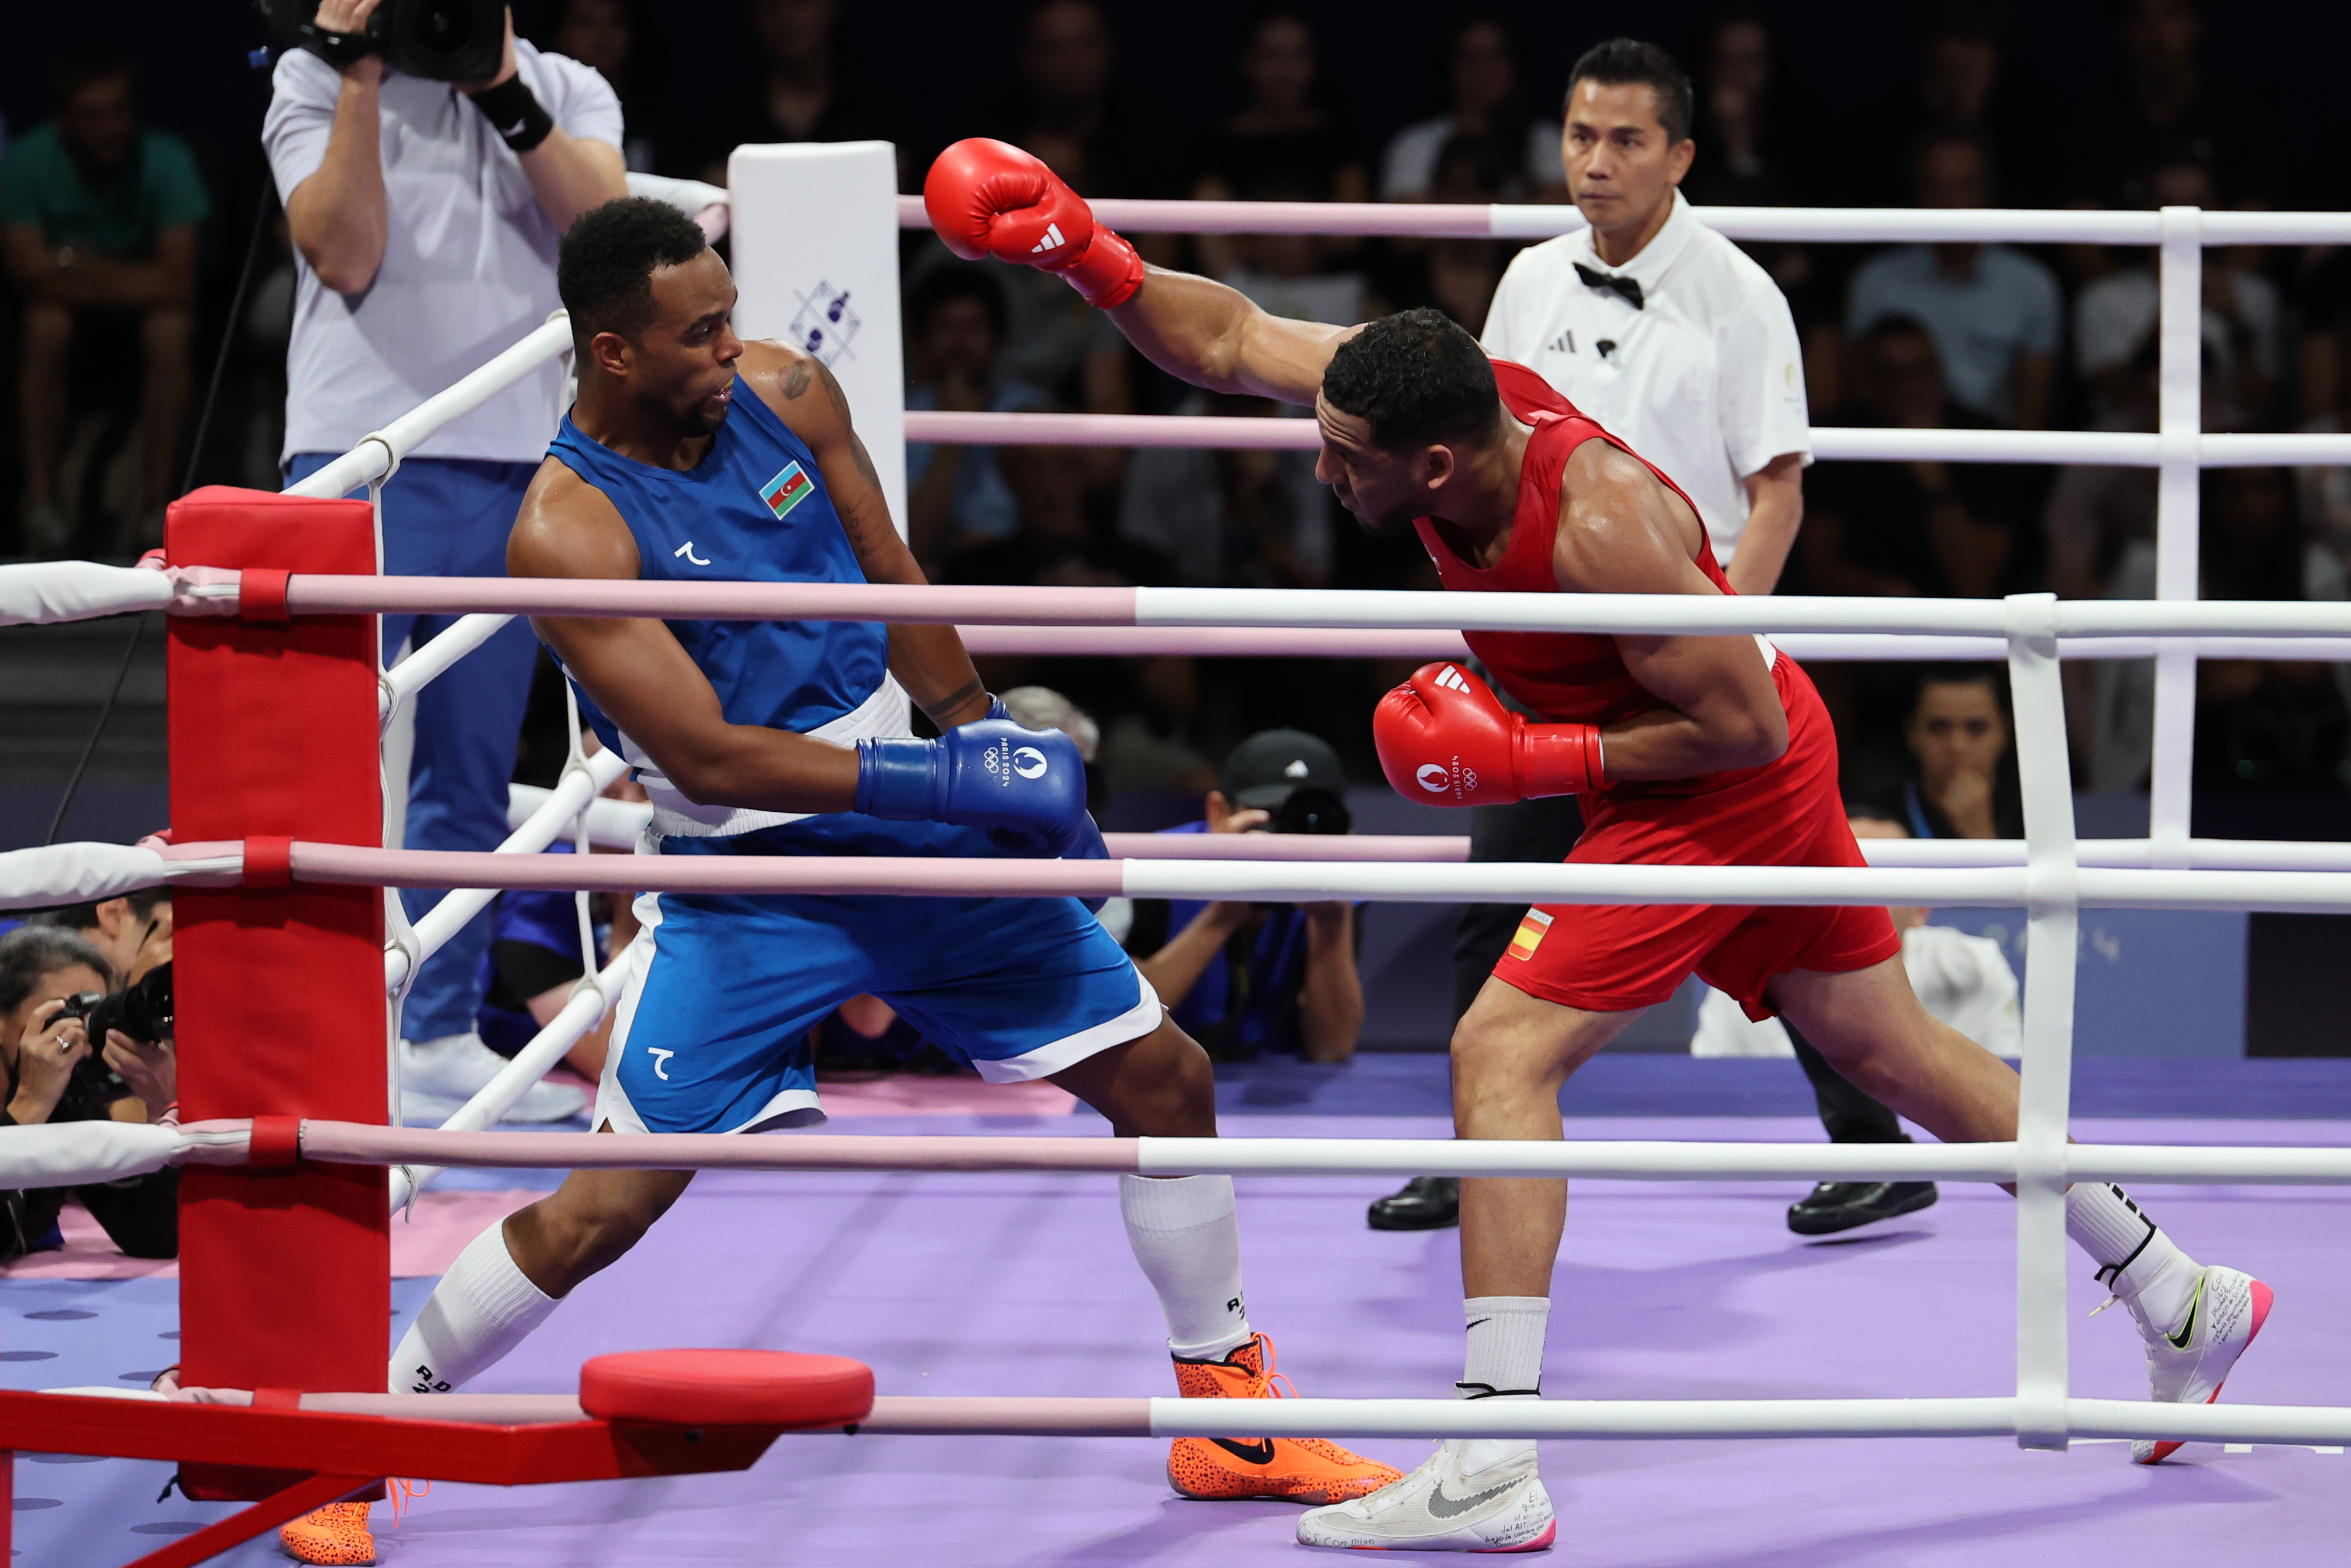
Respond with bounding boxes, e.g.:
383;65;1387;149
955;624;1468;659
906;410;1320;449
1102;833;1469;862
897;192;1499;239
298;1121;1141;1173
288;842;1126;897
857;1397;1152;1436
284;575;1140;623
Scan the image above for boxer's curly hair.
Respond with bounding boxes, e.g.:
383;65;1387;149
1321;308;1501;453
559;197;711;347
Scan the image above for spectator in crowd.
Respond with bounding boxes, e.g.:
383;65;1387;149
2076;152;2276;429
1798;317;2032;602
1694;811;2021;1235
264;0;628;1140
904;264;1050;568
1680;5;1835;406
1379;13;1563;202
0;927;177;1263
1842;1;2052;210
1864;666;2025;842
1192;8;1366;206
1845;129;2060;430
688;0;898;187
1374;39;1815;1235
967;0;1178;201
1680;4;1800;209
2;51;209;556
544;0;660;173
2066;0;2278;211
2192;468;2349;790
1103;730;1363;1064
1371;133;1518;329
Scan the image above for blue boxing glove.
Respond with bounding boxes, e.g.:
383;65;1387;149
854;720;1093;859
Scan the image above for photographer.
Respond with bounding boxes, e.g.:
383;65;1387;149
34;887;175;1125
0;927;177;1263
1109;730;1364;1064
264;1;626;1114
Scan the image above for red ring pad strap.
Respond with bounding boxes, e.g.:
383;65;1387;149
579;1349;875;1429
237;568;292;626
1517;721;1607;797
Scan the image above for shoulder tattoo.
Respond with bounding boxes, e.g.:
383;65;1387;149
782;359;813;400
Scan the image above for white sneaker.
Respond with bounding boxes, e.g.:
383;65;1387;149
1297;1441;1554;1552
398;1032;588;1125
2131;1264;2274;1465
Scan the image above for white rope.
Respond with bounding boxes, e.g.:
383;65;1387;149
282;316;573;499
383;746;630;995
379;613;515;725
0;842;238;912
0;1121;248;1188
0;560;170;628
388;942;633;1211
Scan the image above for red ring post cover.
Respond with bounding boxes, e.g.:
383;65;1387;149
579;1350;875;1428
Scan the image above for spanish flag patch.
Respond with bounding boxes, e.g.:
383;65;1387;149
1506;909;1553;962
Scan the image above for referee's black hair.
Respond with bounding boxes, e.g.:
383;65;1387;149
1321;309;1501;454
1568;39;1694;144
558;197;711;348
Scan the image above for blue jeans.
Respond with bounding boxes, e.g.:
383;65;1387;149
286;453;542;1040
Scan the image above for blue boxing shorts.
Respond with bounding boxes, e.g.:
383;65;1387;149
596;830;1160;1135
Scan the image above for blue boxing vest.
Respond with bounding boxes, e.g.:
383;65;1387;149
545;378;934;853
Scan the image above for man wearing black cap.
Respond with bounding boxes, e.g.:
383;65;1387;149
1111;729;1363;1063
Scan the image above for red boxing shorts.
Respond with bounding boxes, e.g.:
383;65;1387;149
1493;654;1902;1020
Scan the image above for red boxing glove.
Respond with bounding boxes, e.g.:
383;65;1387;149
1373;663;1605;808
923;138;1145;309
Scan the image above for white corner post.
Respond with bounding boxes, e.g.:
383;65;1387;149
726;142;908;536
2006;592;2078;1451
2147;205;2205;865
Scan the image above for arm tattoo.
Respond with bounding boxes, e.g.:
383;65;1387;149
815;359;852;421
781;359;813;400
849;431;884;494
918;676;987;726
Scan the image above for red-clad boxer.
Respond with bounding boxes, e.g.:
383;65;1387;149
924;137;2274;1552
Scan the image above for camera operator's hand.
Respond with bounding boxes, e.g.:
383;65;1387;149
1204;792;1270;836
101;1031;175;1123
8;1000;92;1126
312;0;385;81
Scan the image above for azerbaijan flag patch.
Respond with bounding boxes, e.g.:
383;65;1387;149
760;460;813;518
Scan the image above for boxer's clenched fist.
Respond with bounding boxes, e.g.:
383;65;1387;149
923;138;1145;309
1374;663;1606;807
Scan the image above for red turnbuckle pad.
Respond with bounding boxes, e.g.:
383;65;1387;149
237;567;292;625
242;835;294;891
248;1115;303;1172
579;1349;875;1429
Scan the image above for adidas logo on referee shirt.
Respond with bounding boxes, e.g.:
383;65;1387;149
1032;223;1066;254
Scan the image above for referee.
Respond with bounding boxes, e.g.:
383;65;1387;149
1368;39;1930;1239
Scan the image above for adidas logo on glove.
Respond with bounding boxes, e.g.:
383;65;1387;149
1031;222;1066;254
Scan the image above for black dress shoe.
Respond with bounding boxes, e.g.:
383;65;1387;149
1368;1176;1460;1231
1787;1180;1938;1237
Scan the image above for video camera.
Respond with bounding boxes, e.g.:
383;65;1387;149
57;962;174;1048
254;0;505;81
1267;787;1351;837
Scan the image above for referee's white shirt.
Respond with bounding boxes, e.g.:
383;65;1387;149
1479;191;1810;565
265;44;624;466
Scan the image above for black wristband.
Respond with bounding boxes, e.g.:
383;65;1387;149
467;75;555;153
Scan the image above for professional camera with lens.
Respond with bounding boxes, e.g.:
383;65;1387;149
1268;787;1352;837
254;0;506;81
56;962;175;1048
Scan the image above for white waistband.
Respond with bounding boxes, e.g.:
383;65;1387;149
623;676;913;840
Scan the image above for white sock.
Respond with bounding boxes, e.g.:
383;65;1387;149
1457;1296;1549;1470
1119;1174;1251;1361
388;1220;560;1394
2065;1183;2200;1334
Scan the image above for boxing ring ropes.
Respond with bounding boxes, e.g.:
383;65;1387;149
3;194;2351;1564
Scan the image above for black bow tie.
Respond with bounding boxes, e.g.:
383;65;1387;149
1574;263;1644;311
